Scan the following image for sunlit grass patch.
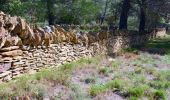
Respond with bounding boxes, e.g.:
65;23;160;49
98;67;111;76
68;83;91;100
89;79;125;97
127;85;149;98
152;89;167;100
105;79;125;90
89;84;107;97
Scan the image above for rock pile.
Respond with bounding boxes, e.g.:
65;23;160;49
0;43;103;82
0;11;109;82
0;11;166;82
0;11;111;49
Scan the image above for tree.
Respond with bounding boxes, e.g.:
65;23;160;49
138;0;146;32
46;0;55;25
100;0;110;25
119;0;131;30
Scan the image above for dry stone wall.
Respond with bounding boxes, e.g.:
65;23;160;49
0;43;103;82
0;11;167;82
0;29;167;82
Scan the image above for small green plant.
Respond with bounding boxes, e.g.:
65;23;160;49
89;84;107;97
130;96;138;100
159;70;170;81
134;67;144;74
149;80;170;89
0;83;13;98
152;90;166;100
69;84;90;100
127;85;149;98
30;83;47;99
98;67;110;75
106;79;124;90
111;61;120;68
144;67;157;75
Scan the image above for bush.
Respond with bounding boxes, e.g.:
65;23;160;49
89;84;107;97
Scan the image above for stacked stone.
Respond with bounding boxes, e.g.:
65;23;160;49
0;46;24;81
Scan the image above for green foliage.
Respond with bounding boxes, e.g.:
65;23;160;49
127;85;149;98
54;0;100;24
89;79;124;97
98;67;110;75
29;83;47;99
7;0;47;23
152;90;166;100
89;84;107;97
106;79;124;90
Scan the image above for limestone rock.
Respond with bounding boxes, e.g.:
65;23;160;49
0;57;13;63
1;49;23;57
3;35;22;47
0;71;11;78
0;46;19;52
12;56;22;60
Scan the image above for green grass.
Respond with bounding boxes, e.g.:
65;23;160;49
89;84;107;97
152;89;166;100
127;85;149;98
106;79;124;90
98;67;110;75
89;79;125;97
145;36;170;54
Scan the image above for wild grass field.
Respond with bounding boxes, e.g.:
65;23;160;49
0;37;170;100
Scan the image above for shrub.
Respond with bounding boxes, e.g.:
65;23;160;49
153;90;166;100
89;84;107;97
106;79;124;90
127;85;149;98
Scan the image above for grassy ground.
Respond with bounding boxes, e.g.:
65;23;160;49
0;37;170;100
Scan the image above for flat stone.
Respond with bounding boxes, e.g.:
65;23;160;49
0;57;13;63
12;56;22;60
0;71;11;78
0;46;19;52
1;50;23;57
12;67;23;72
12;71;20;76
3;75;12;81
13;61;25;66
60;57;67;61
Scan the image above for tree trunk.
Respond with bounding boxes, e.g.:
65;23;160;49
46;0;55;25
119;0;131;30
139;0;146;32
101;0;109;25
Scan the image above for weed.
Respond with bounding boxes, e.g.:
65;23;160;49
106;79;124;90
98;67;110;75
152;90;166;100
69;84;91;100
144;67;157;75
127;85;149;98
0;83;13;98
29;83;47;99
89;84;107;97
111;61;120;68
149;80;170;89
134;67;144;74
130;96;138;100
159;70;170;81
